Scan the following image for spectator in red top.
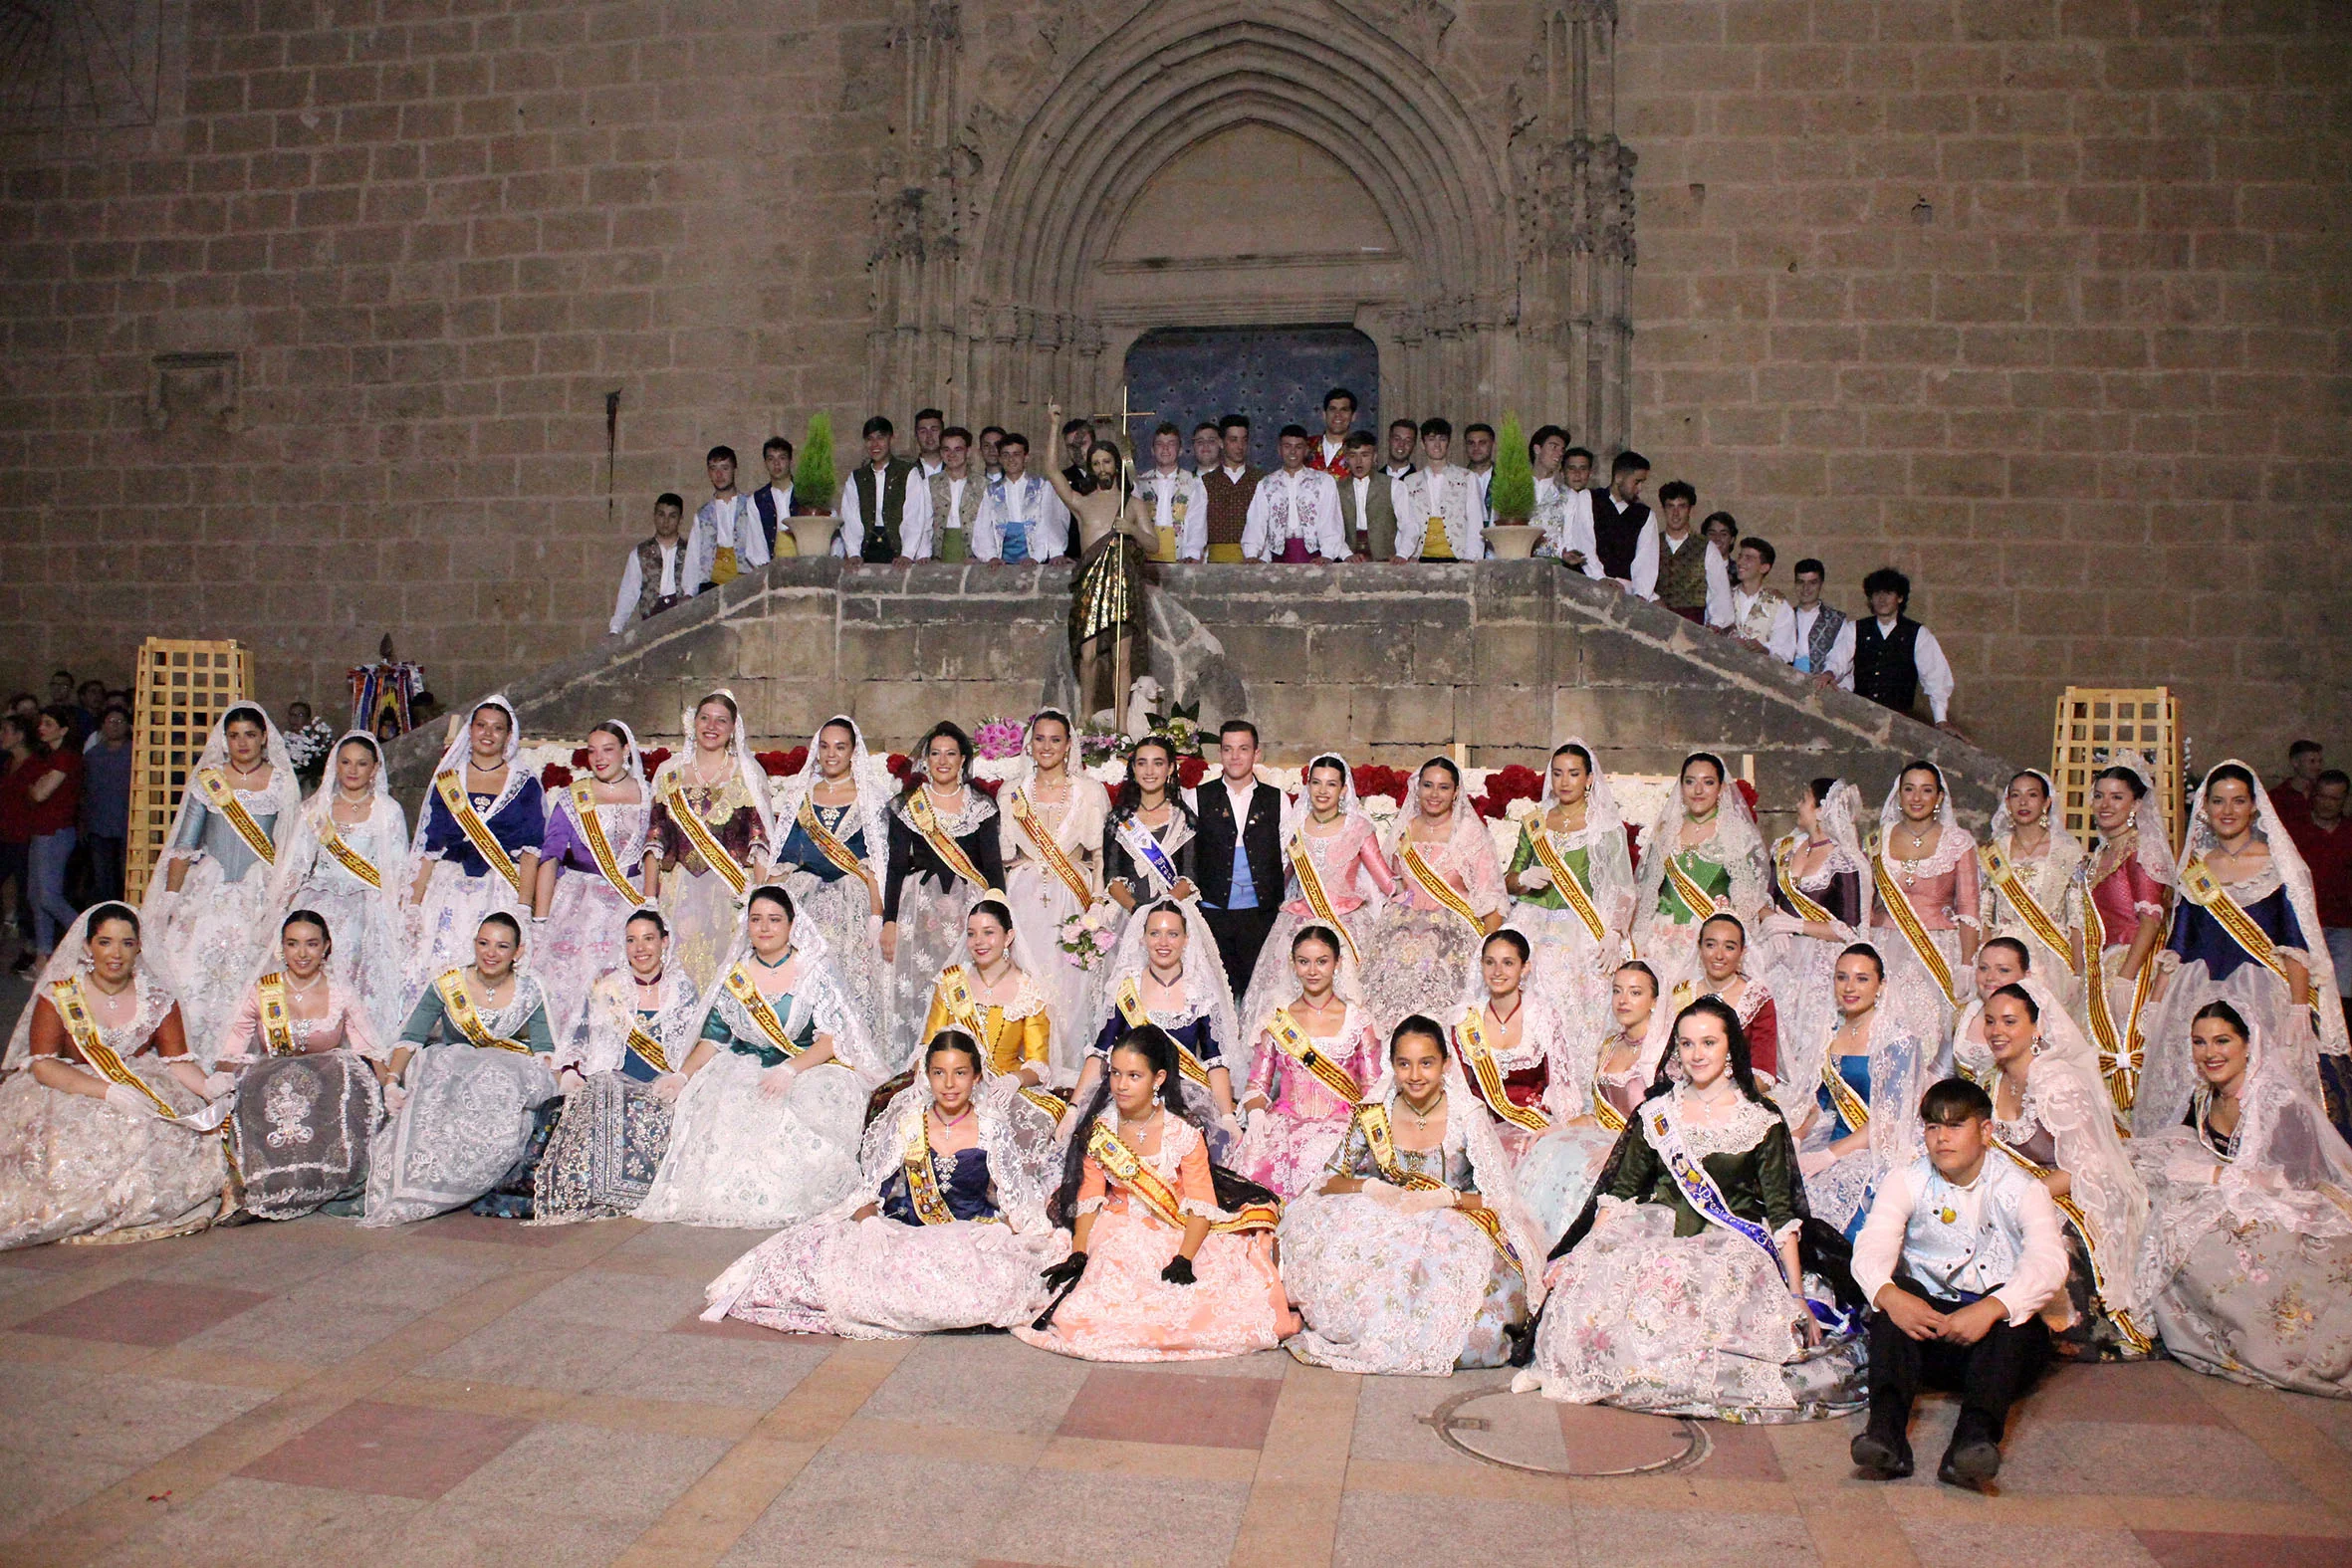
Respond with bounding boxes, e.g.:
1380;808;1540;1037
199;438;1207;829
2273;740;2323;825
0;714;33;964
22;706;85;965
2285;769;2352;1027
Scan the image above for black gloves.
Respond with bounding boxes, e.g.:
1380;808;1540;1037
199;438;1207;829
1160;1254;1197;1285
1040;1250;1088;1290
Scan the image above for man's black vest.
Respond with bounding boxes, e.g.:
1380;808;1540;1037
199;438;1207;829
1592;493;1649;581
1853;615;1923;713
851;460;915;562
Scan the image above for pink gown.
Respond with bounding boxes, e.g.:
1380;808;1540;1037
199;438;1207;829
1231;1005;1385;1198
1238;819;1395;1033
1013;1113;1297;1362
1869;827;1979;1050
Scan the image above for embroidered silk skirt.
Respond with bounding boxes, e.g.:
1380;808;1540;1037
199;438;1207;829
0;1066;226;1250
703;1213;1068;1338
531;1071;674;1224
1281;1192;1526;1375
231;1050;380;1221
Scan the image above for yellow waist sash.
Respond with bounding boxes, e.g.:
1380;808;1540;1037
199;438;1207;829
47;977;215;1126
1357;1103;1521;1270
196;769;276;865
1660;849;1722;926
1529;828;1607;943
1206;543;1245;563
2180;856;2316;1006
795;796;870;883
1988;1133;2150;1353
433;771;524;897
721;965;806;1058
1869;849;1960;1005
570;782;648;906
624;1017;673;1075
939;965;1063;1122
1287;833;1360;964
1820;1051;1870;1136
900;1111;957;1226
1591;1083;1629;1133
1266;1007;1362;1104
1455;1008;1548;1133
907;789;989;890
1982;839;2078;978
1115;977;1212;1087
1401;839;1483;932
1010;788;1092;906
1774;837;1838;927
1085;1120;1277;1233
317;819;382;888
2083;875;2158;1116
435;971;534;1054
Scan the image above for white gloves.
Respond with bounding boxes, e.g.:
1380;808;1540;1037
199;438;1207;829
759;1063;800;1100
556;1067;587;1098
104;1082;159;1119
650;1072;689;1103
1797;1147;1840;1179
1517;865;1551;892
383;1082;409;1113
1397;1186;1456;1216
1358;1180;1405;1211
202;1071;238;1100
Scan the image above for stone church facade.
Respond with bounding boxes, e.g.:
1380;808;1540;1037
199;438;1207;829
0;0;2344;764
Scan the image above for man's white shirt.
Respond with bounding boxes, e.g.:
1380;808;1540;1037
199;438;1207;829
609;537;686;634
1824;615;1957;720
1725;584;1799;662
1241;467;1348;560
836;465;936;560
1135;466;1210;560
972;473;1070;561
1395;464;1483;560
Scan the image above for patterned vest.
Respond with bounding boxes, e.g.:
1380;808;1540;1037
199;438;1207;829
1656;533;1711;610
851;460;915;561
1900;1154;2039;1301
926;471;984;561
1800;603;1846;671
1202;467;1262;550
634;538;681;620
1735;586;1788;642
1853;616;1923;712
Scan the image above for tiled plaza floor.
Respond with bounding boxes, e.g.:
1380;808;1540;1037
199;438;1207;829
0;1211;2348;1568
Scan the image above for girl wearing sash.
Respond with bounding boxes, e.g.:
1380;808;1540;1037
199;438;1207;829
1236;755;1393;1037
0;905;228;1249
1869;762;1981;1058
702;1030;1070;1337
1520;998;1865;1420
1015;1024;1298;1362
1077;900;1242;1159
648;690;776;995
1444;930;1573;1165
1982;770;2085;1009
995;710;1108;1086
881;723;1004;1072
1366;757;1506;1031
1761;778;1869;1085
1234;925;1386;1199
216;911;384;1221
532;910;701;1224
530;721;653;1047
1501;740;1635;1042
1978;982;2151;1358
768;715;891;1047
2082;759;2175;1113
1949;936;2033;1083
1790;944;1928;1239
637;885;877;1227
1632;752;1769;995
1282;1014;1547;1375
2131;1002;2352;1397
919;897;1058;1129
259;732;411;1044
142;703;299;1053
363;912;558;1227
1513;962;1674;1246
402;698;545;1003
1686;913;1780;1081
1100;735;1200;926
2140;762;2350;1141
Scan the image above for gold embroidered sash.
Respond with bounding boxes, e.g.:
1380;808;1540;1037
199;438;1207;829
662;781;750;900
1820;1052;1870;1136
434;971;534;1054
1287;832;1360;963
1010;788;1092;906
1085;1119;1278;1234
1358;1103;1521;1269
256;973;298;1056
1591;1083;1629;1133
47;977;198;1122
624;1018;673;1075
900;1111;956;1226
196;769;276;865
1115;977;1212;1087
721;965;806;1057
907;789;988;889
795;795;870;882
1660;849;1721;925
1529;828;1606;943
570;783;648;906
2180;856;2317;1006
1774;837;1837;926
1869;850;1960;1005
1401;838;1482;932
1455;1008;1548;1133
2084;877;2156;1115
1265;1007;1362;1105
434;771;524;896
317;819;382;888
1982;839;2079;978
939;963;1063;1120
1988;1132;2151;1353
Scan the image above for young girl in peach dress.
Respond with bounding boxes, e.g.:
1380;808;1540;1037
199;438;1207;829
1016;1025;1297;1362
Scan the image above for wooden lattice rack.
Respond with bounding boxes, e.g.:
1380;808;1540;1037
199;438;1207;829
2050;687;2181;852
126;639;253;903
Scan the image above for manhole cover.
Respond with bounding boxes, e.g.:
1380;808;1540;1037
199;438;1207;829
1424;1387;1710;1476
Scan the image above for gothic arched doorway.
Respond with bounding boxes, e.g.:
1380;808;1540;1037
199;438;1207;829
1123;325;1379;471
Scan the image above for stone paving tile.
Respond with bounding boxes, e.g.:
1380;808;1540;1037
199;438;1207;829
980;1465;1250;1568
88;1476;423;1568
385;1421;730;1566
1334;1490;1591;1568
0;1363;279;1538
2133;1533;2352;1568
718;1446;1032;1564
861;1332;1092;1435
1058;1365;1283;1449
1572;1501;1820;1564
236;1399;533;1500
17;1278;271;1347
1902;1520;2162;1568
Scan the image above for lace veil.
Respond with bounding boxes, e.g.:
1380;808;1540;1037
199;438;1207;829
1634;751;1768;921
1357;1061;1551;1310
399;694;530;890
5;906;182;1071
769;713;893;881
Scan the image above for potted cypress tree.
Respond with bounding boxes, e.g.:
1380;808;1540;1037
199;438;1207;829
1482;412;1541;559
786;411;839;558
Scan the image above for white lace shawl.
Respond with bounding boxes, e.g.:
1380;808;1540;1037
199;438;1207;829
1356;1063;1551;1308
1532;736;1639;934
1796;1002;1930;1173
689;923;881;1082
259;730;411;956
1384;756;1506;919
4;907;183;1070
139;703;299;988
1096;897;1241;1071
1444;989;1575;1122
1999;1043;2150;1314
401;694;534;889
1876;762;1979;890
768;714;893;884
833;1074;1064;1234
1634;753;1769;923
670;688;778;845
996;709;1108;887
561;964;702;1076
2094;751;2178;891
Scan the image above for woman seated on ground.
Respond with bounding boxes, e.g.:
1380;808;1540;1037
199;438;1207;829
2131;1001;2352;1398
1015;1025;1298;1362
1280;1014;1546;1376
363;912;558;1227
702;1029;1070;1338
1683;913;1778;1082
531;909;702;1225
634;885;877;1228
1977;980;2153;1360
1512;960;1673;1247
1073;898;1242;1161
1518;997;1864;1421
1791;944;1930;1241
1232;924;1385;1199
216;911;385;1221
0;904;228;1249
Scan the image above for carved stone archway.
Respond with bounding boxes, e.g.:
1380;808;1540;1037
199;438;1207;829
865;0;1634;452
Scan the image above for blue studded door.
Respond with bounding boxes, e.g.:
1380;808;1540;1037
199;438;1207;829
1121;326;1380;470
